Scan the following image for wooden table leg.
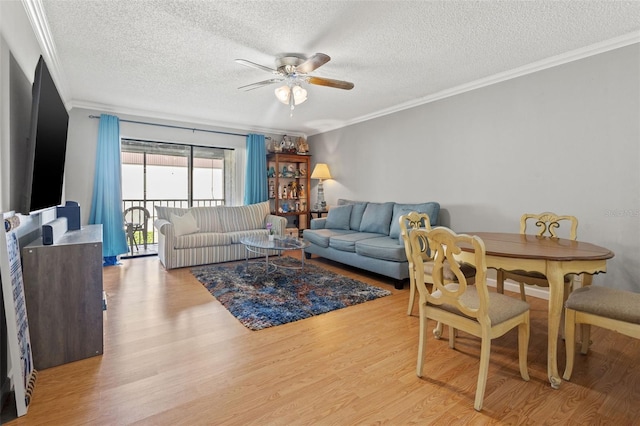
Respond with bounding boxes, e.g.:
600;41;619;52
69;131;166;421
496;269;505;294
546;261;564;389
579;274;594;354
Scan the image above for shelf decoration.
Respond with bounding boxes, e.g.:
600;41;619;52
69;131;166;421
267;153;311;227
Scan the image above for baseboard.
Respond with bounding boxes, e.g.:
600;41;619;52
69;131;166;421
487;278;549;301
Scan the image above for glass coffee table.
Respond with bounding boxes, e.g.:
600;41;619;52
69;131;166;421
240;235;310;273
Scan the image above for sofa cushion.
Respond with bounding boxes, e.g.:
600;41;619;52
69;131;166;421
338;199;368;230
389;202;441;240
156;206;188;221
216;201;270;232
325;204;352;230
170;211;200;236
355;236;408;262
359;202;394;235
189;206;221;233
303;229;357;248
174;232;232;249
329;232;385;252
226;229;269;244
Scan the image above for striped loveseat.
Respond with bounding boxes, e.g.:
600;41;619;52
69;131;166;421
154;201;287;269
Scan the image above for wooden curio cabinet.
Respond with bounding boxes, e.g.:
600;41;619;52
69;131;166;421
267;153;311;230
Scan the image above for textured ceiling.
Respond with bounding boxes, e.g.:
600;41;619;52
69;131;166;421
34;0;640;136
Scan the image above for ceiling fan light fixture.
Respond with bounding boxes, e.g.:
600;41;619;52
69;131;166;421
274;85;291;104
275;84;307;106
237;52;353;115
238;53;352;116
292;85;307;105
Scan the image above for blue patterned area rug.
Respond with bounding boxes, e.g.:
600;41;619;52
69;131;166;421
191;258;392;331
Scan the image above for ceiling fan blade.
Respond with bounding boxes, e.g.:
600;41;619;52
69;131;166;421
235;59;278;74
307;76;354;90
238;78;282;91
296;53;331;74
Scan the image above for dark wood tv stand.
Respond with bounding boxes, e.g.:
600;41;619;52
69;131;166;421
22;225;103;370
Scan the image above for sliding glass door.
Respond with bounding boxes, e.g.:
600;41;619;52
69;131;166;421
121;139;234;245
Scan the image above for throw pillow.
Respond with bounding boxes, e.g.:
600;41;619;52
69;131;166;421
359;202;394;235
170;211;199;237
337;199;368;230
389;202;441;239
156;206;188;221
325;204;353;230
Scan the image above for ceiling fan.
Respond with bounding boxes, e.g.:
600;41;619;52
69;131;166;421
235;53;354;113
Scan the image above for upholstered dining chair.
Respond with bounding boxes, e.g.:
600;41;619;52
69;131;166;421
409;227;530;411
123;206;151;254
563;285;640;380
496;212;579;301
400;212;476;318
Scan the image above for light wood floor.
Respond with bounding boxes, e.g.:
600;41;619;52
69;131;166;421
6;254;640;425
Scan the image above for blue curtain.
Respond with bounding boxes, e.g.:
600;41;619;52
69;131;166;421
244;133;268;205
89;114;128;265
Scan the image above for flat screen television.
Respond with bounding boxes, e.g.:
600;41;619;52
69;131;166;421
21;56;69;214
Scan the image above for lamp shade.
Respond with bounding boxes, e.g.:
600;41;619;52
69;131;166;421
292;85;307;104
310;163;332;180
274;85;291;104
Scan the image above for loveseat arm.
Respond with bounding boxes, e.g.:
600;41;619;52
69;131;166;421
154;218;176;269
265;214;288;236
154;219;174;236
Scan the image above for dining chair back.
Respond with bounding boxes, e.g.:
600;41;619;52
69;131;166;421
410;227;530;411
400;212;476;318
399;212;432;316
563;285;640;380
497;212;578;301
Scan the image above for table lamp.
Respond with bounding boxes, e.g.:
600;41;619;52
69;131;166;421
310;163;332;210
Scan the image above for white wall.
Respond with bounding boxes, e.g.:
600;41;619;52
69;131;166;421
309;43;640;292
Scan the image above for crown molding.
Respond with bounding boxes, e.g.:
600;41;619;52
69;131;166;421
21;0;71;105
309;31;640;136
70;100;307;139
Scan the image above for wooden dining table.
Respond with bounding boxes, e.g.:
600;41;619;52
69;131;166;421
456;232;614;389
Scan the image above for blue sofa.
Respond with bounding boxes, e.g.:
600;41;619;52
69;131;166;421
303;199;440;289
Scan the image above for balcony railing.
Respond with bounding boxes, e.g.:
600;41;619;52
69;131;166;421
123;198;225;245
